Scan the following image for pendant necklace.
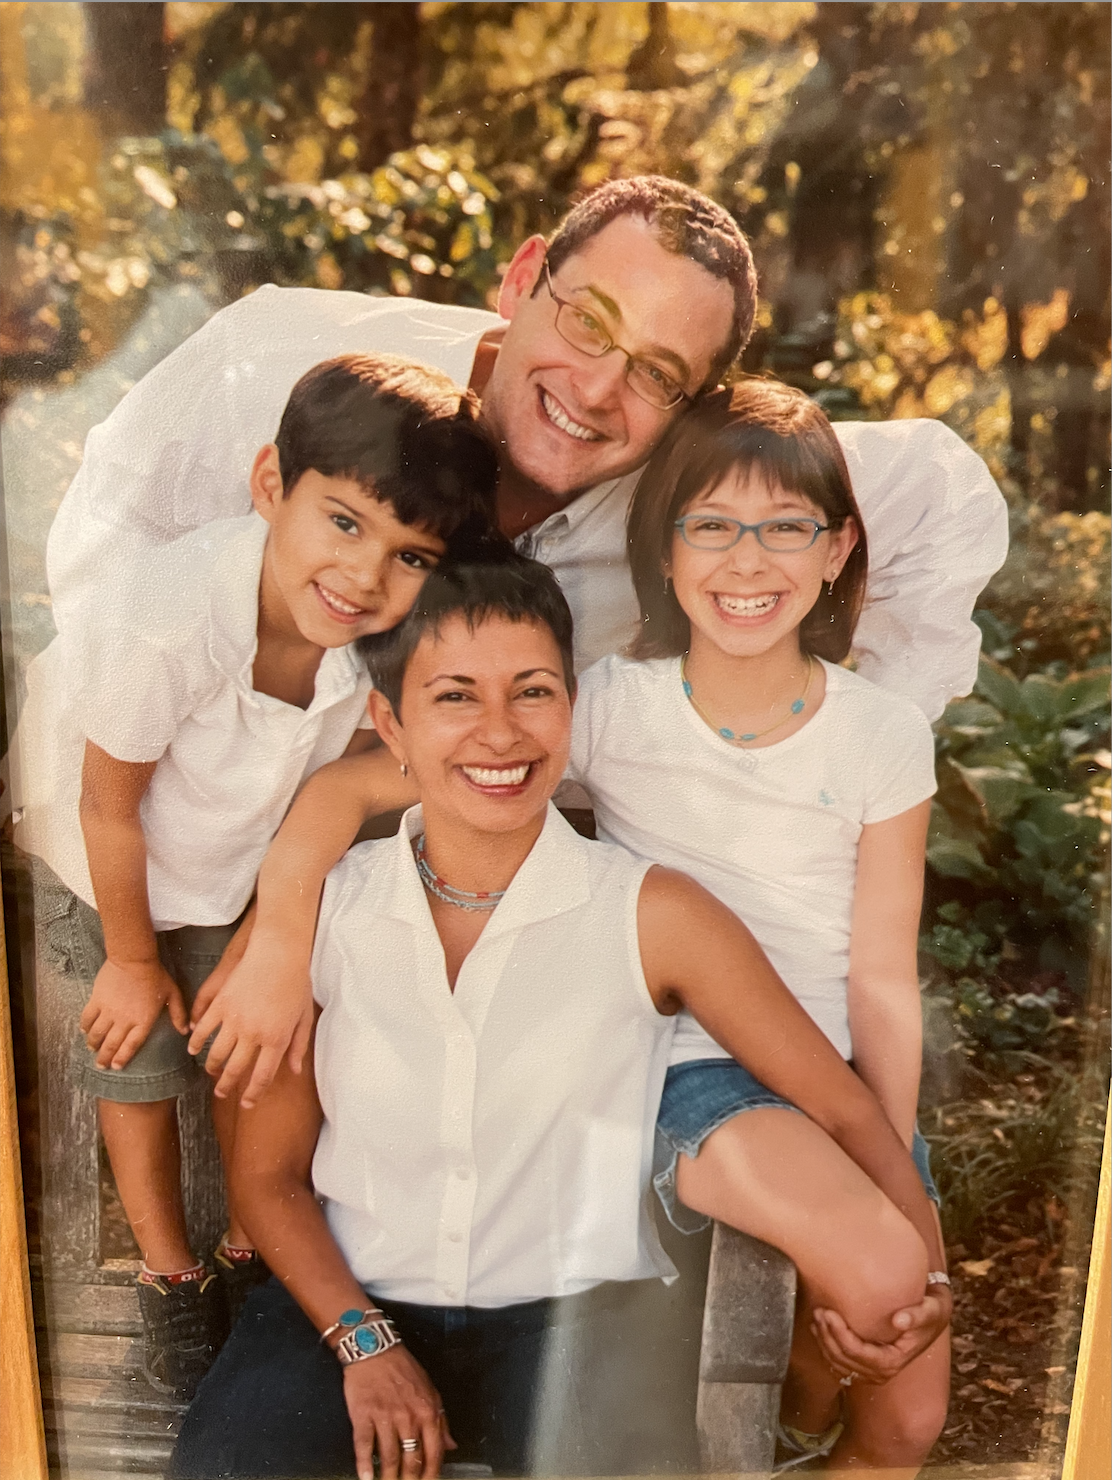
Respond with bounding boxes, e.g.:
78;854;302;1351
680;654;816;746
415;834;506;912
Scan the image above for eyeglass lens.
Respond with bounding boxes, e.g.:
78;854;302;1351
552;303;684;410
677;517;825;551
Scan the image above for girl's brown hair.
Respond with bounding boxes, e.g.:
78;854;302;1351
627;379;869;662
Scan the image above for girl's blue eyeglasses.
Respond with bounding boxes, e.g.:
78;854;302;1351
674;515;832;553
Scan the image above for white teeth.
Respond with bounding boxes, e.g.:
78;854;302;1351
715;593;780;616
461;764;531;787
317;584;362;615
541;391;602;442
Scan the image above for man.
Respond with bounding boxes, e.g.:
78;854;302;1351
47;175;1008;720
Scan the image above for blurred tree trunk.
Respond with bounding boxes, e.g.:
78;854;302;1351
83;2;168;136
353;3;422;171
627;3;685;92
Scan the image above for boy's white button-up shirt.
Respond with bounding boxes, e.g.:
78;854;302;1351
14;514;372;930
310;805;677;1307
44;285;1009;720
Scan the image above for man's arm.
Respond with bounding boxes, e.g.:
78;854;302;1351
78;740;188;1068
233;1030;451;1480
836;419;1009;721
190;746;419;1104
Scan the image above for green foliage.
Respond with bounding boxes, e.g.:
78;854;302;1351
978;504;1111;676
922;1057;1107;1247
923;650;1109;994
84;130;503;308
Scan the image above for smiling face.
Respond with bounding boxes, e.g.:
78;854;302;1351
668;467;859;665
251;445;446;649
483;217;736;499
368;612;573;839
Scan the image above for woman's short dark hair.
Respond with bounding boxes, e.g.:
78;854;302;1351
275;353;498;541
627;379;869;663
359;530;576;714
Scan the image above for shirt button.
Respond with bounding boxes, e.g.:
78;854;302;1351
447;1229;463;1243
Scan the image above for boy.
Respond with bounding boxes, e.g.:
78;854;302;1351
12;352;498;1400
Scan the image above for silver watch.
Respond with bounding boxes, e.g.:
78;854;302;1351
334;1314;403;1366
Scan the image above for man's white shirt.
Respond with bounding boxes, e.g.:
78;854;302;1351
43;284;1009;718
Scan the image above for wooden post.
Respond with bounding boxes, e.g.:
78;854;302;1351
1;879;49;1480
697;1222;796;1473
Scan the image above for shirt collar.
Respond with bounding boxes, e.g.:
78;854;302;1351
519;465;645;543
380;803;592;932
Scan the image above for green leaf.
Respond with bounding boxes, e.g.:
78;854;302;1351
941;698;1003;732
975;656;1023;716
951;762;1038;824
927;834;994;882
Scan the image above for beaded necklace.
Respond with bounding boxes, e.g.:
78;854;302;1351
415;834;506;913
680;654;816;746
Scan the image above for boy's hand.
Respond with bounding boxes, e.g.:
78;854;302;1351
189;927;314;1108
811;1284;951;1384
80;958;188;1070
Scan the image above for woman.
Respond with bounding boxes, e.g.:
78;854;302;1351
171;544;945;1479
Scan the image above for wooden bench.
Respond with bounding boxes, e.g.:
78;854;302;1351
26;876;796;1477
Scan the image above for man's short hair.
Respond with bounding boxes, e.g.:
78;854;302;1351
545;176;758;386
359;530;576;714
275;353;498;540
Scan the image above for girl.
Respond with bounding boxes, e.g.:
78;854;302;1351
192;382;951;1473
578;379;950;1470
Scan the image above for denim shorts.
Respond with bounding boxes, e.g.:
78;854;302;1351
653;1056;941;1234
31;855;240;1103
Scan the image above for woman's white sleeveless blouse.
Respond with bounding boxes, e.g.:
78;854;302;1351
310;805;677;1308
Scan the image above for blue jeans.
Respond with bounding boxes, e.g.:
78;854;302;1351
654;1057;941;1234
170;1276;687;1478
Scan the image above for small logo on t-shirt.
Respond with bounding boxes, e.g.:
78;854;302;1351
819;789;835;807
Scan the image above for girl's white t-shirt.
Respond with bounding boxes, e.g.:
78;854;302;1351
568;655;937;1062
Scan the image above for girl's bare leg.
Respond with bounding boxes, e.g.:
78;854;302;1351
675;1108;949;1469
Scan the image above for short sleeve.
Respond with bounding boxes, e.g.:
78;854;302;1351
67;623;206;763
567;658;612;786
861;700;938;825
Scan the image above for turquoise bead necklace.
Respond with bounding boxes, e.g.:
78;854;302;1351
680;653;816;745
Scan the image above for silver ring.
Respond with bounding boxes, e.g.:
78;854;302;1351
839;1373;855;1387
400;1439;421;1453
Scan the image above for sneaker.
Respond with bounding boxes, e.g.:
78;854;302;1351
213;1241;271;1330
136;1270;227;1401
774;1419;844;1473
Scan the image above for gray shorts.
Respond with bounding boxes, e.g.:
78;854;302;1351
32;857;240;1104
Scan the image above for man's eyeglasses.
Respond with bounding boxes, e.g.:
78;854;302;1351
543;259;690;412
675;515;833;553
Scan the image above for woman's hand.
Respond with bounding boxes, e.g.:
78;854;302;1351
189;922;315;1107
811;1283;952;1384
343;1347;456;1480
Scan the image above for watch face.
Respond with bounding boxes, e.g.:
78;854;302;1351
354;1325;381;1355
